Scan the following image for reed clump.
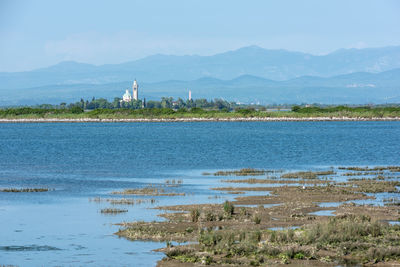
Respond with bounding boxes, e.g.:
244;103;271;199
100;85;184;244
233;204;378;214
100;208;128;214
223;201;234;216
0;188;50;192
222;178;326;184
190;209;200;222
109;198;158;205
253;214;261;224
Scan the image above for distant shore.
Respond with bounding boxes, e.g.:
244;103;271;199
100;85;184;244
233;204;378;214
1;117;400;123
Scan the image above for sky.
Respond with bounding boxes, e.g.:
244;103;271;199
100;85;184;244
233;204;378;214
0;0;399;72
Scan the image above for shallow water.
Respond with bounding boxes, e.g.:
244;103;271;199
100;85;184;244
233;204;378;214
309;209;336;216
0;121;400;266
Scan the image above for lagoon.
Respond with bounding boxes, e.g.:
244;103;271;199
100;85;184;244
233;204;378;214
0;122;399;266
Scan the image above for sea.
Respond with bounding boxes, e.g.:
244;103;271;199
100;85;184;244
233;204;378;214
0;122;399;266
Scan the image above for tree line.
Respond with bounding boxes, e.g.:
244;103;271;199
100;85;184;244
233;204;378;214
50;97;236;110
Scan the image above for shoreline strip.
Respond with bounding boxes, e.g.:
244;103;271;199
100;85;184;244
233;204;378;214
1;117;400;123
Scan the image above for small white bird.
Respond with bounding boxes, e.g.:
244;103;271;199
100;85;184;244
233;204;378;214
302;185;306;190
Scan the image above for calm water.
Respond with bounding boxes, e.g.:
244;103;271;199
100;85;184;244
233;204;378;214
0;122;399;266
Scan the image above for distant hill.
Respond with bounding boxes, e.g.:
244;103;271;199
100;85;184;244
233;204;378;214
1;45;400;91
1;68;399;105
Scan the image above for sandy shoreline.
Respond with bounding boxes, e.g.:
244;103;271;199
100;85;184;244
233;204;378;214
1;116;400;123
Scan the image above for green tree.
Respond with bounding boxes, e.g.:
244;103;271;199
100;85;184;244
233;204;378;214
146;100;162;109
112;97;121;109
161;97;173;108
175;98;185;109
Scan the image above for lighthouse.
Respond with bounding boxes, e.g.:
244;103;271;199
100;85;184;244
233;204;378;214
132;79;139;100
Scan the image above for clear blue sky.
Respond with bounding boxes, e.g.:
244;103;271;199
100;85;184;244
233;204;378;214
0;0;399;71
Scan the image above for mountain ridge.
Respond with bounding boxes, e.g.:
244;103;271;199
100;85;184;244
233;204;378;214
1;45;400;90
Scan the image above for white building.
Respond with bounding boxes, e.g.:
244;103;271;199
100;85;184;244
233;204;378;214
122;89;132;102
121;79;139;103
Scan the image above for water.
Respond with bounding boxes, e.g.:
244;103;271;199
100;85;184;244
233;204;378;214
0;121;399;266
268;226;300;231
309;210;336;216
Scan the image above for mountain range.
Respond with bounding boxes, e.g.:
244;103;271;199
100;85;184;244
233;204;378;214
1;45;400;105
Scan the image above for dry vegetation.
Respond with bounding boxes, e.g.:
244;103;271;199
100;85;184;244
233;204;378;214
114;166;400;266
112;186;185;196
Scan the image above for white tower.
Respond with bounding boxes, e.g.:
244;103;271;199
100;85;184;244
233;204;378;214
188;90;192;101
132;79;139;100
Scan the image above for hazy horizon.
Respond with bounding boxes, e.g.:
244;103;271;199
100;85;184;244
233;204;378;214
4;44;400;73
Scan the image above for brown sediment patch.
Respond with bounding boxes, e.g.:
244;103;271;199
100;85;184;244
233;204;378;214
222;178;329;184
383;197;400;207
347;175;386;181
212;186;273;192
156;257;335;267
0;188;51;192
116;220;199;242
342;171;385;176
231;185;373;206
117;201;316;244
112;186;185;196
338;166;400;172
109;198;158;205
338;179;400;193
212;168;279;176
164;179;183;187
336;203;399;222
281;170;335;179
89;197;158;205
118;184;371;243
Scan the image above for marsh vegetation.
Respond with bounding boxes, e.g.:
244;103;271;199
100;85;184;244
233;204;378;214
115;166;400;266
2;105;400;120
162;215;400;266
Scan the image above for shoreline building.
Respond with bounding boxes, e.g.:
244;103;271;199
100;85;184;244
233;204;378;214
122;89;132;102
133;79;138;100
121;79;139;103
